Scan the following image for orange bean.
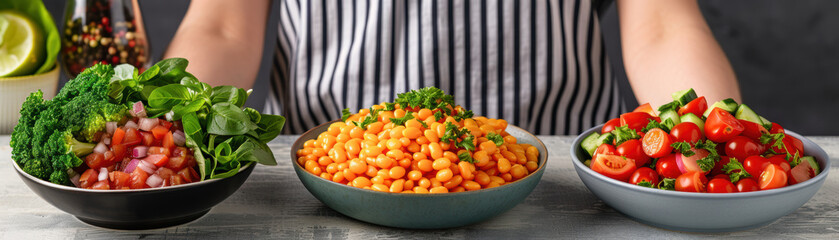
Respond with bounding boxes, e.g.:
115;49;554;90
458;161;475;180
475;171;491;186
451;186;466;193
332;171;345;183
417;109;432;120
429;186;449;193
429;142;443;159
526;161;539;172
349;159;367;174
320;172;332;180
366;165;378;177
424;129;439;143
386;149;405;160
418;178;431;189
413;186;429;193
443;175;464;189
408;170;423;181
479;141;497;154
443;151;458;162
406;142;421;153
386;138;402;150
366;122;384;134
417;159;433;172
430;178;442;188
318;155;333;166
432;158;451;170
352;176;372;188
342;169;357;181
371;176;385;185
390;179;405;192
497;158;512;173
403;127;422;139
375;154;394;168
389;166;406;179
436;168;454;182
511;164;527;179
326;163;339;174
404;179;415;189
398;158;412;169
462;180;481;191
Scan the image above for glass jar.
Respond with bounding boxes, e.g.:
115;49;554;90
61;0;150;78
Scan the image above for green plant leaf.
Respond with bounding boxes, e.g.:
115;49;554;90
148;84;195;109
208;103;258;135
256;114;285;143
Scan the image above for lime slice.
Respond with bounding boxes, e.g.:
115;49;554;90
0;10;44;77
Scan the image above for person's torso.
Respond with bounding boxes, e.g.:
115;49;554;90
265;0;624;135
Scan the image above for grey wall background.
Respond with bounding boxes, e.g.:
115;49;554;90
44;1;839;135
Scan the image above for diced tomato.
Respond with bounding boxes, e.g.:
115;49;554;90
158;119;173;130
187;156;197;168
173;147;189;158
590;154;637;182
144;154;170;167
123;128;142;146
109;171;131;189
112;128;126;145
151;126;169;140
147;146;171;156
178;168;194;183
678;96;707;117
140;131;155;146
167;157;188;171
170;175;186;186
620;112;655;132
163;131;176;151
739;119;769;141
85;152;106;169
155;167;176;180
129;168;149;189
633;103;657;117
91;180;111;190
103;151;116;164
79;169;98;188
111;144;128;162
601;118;621;134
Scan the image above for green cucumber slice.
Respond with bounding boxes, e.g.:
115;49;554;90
671;88;698;106
703;98;739;117
735;104;763;125
680;113;704;130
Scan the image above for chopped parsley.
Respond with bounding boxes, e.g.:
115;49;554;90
611;125;641;146
433;111;444;121
458;152;477;163
722;157;752;183
341;108;352;121
637;181;655;188
453;109;474;122
670;141;695;157
694;140;720;172
383;102;396;111
440;122;476;151
389;114;415;126
351;107;381;129
486;133;504;146
658;178;676;190
394;87;455;114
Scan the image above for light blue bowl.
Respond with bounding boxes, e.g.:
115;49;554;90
292;121;548;229
571;125;830;232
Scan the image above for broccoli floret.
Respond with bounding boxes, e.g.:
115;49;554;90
10;63;125;186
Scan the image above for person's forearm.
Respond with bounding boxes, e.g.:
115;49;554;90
164;0;271;89
618;0;740;108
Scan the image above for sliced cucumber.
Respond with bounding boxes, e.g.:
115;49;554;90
760;116;772;130
671;88;698;106
580;132;601;157
660;109;681;128
801;156;820;175
703;98;739;117
734;104;763;125
680;113;704;130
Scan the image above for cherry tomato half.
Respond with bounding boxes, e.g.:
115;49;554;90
656;154;682;179
678;96;707;118
593;144;617;160
620;112;655;132
629;167;660;186
743;155;770;178
739;119;768;141
736;178;760;192
704;108;744;143
769;122;784;134
759;164;788;190
675;171;708;192
670;122;704;143
617;139;651;167
725;136;763;161
707;178;736;193
602;118;620;134
591;154;637;182
767;155;791;175
642;128;673;158
633;103;657;117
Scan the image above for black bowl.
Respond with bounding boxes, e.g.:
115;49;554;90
12;161;255;230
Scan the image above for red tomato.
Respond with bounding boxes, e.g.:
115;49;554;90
617;139;651;167
655;154;682;179
642;128;673;158
170;175;186;186
155;167;176;180
151;126;169;140
144;154;170;167
670;122;704;143
79;169;98;188
629;167;659;186
602;118;620;134
707;178;736;193
712;174;731;181
167;157;188;171
158;119;173;129
140;132;155;146
767;155;791;174
91;180;111;190
123;128;142;146
597;143;617;155
678;96;707;118
705;108;744;143
109;171;130;189
724;136;763;161
147;147;171;156
85;152;106;169
675;171;707;192
710;156;732;176
759;164;788;190
112;128;125;145
163;131;176;151
178;167;199;183
769;123;784;134
769;136;804;157
743;155;770;178
620;112;654;131
788;159;817;185
633;103;657;117
736;178;760;192
111;144;128;162
173;147;190;159
739;120;768;141
129;168;149;189
590;154;637;182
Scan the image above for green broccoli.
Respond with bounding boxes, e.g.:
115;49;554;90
11;63;127;185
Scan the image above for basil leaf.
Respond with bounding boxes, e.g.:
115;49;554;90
211;86;241;105
214;138;234;164
210;161;241;179
148;84;195;109
137;65;160;82
172;99;206;121
208;103;259;135
256;114;285;143
234;137;277;165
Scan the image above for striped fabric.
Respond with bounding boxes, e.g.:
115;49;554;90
264;0;625;135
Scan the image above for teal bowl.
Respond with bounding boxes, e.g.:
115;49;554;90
291;121;548;229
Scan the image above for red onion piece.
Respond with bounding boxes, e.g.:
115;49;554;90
146;174;163;188
123;159;140;173
138;118;159;132
103;137;111;145
98;167;108;181
131;101;147;118
137;160;156;174
106;122;118;135
173;130;186;146
125;120;139;130
71;174;81;187
94;142;109;154
131;146;149;159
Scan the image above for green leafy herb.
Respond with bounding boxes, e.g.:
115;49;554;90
640;119;674;133
459;133;476;151
486;133;504;146
453;109;474;122
440;122;476;151
394;87;455;114
611;125;641;146
352;108;381;129
383;102;396;111
722;157;752;183
458;152;477;163
658;178;676;190
637;181;655;188
670;141;695;157
788;152;802;167
341;108;352;121
389;113;415;126
433;111;444;121
694;140;720;172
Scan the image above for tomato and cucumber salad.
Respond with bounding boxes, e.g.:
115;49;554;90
580;88;821;193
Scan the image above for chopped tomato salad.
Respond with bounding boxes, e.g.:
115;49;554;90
580;88;821;193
